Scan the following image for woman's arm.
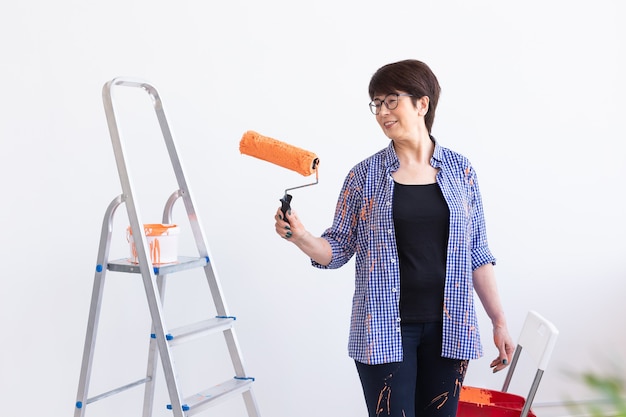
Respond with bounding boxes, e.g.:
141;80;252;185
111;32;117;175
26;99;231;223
473;263;515;373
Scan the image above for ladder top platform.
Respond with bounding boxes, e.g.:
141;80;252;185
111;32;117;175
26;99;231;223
107;256;209;275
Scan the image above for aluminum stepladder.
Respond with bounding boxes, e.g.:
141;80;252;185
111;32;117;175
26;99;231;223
73;78;261;417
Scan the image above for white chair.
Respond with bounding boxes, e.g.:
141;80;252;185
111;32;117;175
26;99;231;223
458;310;559;417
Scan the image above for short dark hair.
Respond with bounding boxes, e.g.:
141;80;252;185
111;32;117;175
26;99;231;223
368;59;441;133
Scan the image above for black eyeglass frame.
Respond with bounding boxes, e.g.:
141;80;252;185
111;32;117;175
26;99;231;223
369;93;413;115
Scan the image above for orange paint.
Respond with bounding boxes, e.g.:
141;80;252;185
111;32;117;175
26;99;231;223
360;197;373;221
151;237;161;264
340;188;350;220
454;360;469;397
454;379;462;397
365;314;373;364
368;249;377;273
443;299;452;319
464;167;474;186
376;384;391;415
429;392;449;409
350;213;357;237
459;386;493;405
459;387;537;417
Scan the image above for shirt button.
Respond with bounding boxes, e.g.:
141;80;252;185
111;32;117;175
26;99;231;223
391;287;397;292
390;258;396;264
396;317;401;322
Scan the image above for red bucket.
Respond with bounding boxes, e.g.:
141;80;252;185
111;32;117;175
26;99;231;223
458;386;536;417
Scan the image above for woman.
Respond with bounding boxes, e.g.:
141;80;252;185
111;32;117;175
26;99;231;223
274;59;514;417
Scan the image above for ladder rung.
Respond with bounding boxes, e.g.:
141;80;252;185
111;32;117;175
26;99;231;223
106;256;209;275
78;377;150;408
166;316;236;346
167;377;255;416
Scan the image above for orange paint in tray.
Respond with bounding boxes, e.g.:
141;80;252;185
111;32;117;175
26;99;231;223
127;224;180;264
457;386;536;417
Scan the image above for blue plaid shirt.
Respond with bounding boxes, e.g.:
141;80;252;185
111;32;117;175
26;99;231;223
313;140;496;364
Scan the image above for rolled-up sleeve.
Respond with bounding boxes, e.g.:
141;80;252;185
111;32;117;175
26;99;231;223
467;165;496;270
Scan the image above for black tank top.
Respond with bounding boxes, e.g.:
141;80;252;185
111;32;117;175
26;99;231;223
393;181;450;323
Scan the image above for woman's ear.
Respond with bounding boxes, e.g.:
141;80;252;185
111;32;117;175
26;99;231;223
418;95;430;116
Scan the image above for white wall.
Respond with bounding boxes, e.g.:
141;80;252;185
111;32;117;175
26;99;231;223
1;1;625;416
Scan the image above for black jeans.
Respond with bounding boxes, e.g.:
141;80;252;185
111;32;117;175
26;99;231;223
355;322;468;417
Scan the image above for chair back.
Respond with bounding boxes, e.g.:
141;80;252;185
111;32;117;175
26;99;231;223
517;310;559;371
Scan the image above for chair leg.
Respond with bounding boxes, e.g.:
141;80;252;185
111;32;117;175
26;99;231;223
520;370;544;417
502;345;522;392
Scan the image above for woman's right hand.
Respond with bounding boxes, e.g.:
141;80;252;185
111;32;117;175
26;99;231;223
273;207;333;266
274;207;302;242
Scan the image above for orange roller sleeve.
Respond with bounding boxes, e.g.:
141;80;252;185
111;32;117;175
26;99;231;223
239;130;319;177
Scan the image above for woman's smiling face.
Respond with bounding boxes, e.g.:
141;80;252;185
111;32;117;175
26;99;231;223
374;92;428;141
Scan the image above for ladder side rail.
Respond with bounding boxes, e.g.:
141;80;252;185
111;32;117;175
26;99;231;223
103;80;186;417
137;253;185;417
142;272;168;417
148;88;208;255
146;89;232;317
200;246;257;380
242;390;262;417
101;80;151;280
141;190;180;417
74;195;124;416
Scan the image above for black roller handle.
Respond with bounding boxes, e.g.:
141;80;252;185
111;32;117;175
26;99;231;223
280;194;293;223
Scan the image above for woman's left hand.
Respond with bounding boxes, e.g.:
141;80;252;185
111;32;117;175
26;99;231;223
489;325;515;373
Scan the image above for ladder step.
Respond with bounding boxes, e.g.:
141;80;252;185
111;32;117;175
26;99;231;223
164;316;236;347
107;256;209;275
167;377;255;416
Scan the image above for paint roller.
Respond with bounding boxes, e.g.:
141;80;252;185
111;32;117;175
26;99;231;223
239;130;319;221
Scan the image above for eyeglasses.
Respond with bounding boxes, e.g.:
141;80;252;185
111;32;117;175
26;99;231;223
369;93;413;115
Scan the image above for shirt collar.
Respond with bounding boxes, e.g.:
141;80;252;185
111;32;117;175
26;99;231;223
384;141;400;171
430;135;443;168
384;135;442;170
